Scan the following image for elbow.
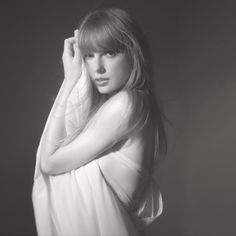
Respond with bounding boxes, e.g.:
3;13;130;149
40;158;53;175
40;156;63;176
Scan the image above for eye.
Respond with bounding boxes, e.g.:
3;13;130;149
84;53;94;59
104;50;116;57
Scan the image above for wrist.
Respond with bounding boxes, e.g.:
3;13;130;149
63;78;77;94
64;77;77;86
55;79;74;106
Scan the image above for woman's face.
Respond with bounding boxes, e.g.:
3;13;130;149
84;51;132;95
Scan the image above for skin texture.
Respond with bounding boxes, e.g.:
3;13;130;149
84;51;132;95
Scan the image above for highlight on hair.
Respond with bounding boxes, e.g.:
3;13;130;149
59;7;167;160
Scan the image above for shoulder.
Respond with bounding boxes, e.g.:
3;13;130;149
89;90;141;125
100;89;148;121
90;89;150;127
105;89;147;110
84;89;151;143
97;90;129;116
87;90;131;125
107;89;132;107
104;89;150;133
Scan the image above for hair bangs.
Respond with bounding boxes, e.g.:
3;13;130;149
78;19;125;57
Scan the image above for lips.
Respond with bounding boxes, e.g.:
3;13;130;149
95;77;109;81
95;78;109;86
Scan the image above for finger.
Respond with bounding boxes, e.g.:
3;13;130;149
73;30;81;59
74;29;79;47
64;37;75;56
73;42;77;56
73;42;81;62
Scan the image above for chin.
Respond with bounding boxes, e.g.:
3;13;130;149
97;86;122;96
97;85;113;94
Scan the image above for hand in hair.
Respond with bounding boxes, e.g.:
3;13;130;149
62;29;82;85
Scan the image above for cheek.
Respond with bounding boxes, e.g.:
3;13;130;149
113;60;131;83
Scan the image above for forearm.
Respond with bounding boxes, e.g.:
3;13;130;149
39;90;132;176
39;29;83;174
40;80;75;162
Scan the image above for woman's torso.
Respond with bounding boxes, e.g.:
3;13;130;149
97;116;155;209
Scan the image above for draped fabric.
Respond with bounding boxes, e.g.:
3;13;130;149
32;65;163;236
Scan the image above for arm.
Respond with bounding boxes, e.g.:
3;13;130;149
40;30;82;171
41;90;133;175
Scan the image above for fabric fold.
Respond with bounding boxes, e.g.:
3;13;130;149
32;65;163;236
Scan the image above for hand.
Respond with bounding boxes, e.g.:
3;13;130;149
62;29;82;84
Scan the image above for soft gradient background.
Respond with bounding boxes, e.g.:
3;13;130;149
1;0;236;235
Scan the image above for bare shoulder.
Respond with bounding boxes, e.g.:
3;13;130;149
91;89;148;131
108;90;131;107
106;89;146;109
87;90;133;127
102;90;134;115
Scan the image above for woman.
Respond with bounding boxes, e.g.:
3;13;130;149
32;7;166;236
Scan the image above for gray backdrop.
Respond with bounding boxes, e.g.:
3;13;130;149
1;0;236;235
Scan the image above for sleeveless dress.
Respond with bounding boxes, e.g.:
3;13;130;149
32;66;163;236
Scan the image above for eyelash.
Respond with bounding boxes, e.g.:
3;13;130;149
86;54;94;58
84;51;117;59
105;51;116;57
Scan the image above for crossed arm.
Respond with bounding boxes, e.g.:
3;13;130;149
39;30;134;176
40;88;132;176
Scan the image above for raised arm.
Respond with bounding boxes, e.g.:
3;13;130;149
39;30;82;169
40;90;136;175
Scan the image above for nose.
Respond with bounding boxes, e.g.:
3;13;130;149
93;55;106;74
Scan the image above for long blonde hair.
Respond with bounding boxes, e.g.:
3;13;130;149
61;7;167;159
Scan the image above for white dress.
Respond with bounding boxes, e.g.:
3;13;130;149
32;67;163;236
